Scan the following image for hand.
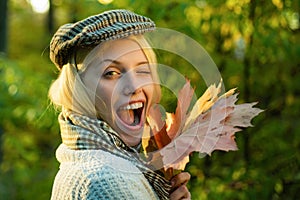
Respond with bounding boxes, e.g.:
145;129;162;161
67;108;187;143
169;172;191;200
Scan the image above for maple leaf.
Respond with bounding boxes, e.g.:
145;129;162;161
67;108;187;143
166;80;195;139
184;81;223;130
145;79;263;176
144;81;194;178
146;80;194;148
147;104;171;149
158;88;263;170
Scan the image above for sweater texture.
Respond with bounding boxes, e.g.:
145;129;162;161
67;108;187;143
51;144;159;199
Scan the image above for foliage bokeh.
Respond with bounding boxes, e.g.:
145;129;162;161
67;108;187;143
0;0;299;199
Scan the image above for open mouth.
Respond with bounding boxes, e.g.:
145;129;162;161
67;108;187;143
117;102;144;126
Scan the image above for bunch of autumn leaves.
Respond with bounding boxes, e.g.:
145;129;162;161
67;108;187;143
142;80;263;179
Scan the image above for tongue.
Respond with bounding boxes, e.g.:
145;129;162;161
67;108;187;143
118;109;134;125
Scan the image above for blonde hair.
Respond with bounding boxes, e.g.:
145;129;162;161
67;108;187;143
48;35;161;118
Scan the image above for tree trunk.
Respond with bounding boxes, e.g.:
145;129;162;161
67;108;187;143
47;0;54;35
0;0;8;54
0;0;8;164
243;0;257;168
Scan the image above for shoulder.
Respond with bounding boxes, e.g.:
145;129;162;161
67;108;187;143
55;144;142;172
51;144;158;200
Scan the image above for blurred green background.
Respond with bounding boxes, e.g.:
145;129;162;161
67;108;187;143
0;0;299;199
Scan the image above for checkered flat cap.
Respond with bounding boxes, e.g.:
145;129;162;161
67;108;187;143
50;9;155;69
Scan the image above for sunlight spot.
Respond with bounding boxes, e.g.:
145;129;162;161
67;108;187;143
272;0;283;10
26;108;36;122
98;0;113;5
234;37;246;60
8;84;18;96
195;0;207;8
184;6;201;28
290;12;299;30
29;0;49;14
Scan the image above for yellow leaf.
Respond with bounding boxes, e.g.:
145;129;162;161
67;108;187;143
184;80;222;130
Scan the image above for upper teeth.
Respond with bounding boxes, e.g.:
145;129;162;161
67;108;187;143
121;102;143;110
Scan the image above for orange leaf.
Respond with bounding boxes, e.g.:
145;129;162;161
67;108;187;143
167;80;195;139
147;104;171;149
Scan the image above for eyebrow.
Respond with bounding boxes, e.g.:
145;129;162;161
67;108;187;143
102;59;149;67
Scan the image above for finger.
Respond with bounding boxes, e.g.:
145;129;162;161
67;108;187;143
171;172;191;188
184;190;191;200
169;185;190;200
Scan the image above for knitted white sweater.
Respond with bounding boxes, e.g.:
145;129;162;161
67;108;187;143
51;144;159;200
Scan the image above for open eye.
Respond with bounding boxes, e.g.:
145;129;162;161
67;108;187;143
103;68;121;79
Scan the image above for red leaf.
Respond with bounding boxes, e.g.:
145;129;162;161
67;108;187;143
166;80;195;139
147;104;171;149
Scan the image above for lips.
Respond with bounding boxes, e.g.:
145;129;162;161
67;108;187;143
117;102;144;126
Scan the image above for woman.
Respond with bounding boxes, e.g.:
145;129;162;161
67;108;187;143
49;9;191;199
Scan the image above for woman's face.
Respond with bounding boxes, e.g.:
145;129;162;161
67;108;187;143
81;39;155;146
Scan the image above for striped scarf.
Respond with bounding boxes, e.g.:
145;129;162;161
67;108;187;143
59;110;171;199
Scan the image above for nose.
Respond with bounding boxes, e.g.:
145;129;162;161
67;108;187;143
123;86;142;96
121;71;142;96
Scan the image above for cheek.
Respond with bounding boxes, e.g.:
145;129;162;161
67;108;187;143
146;84;155;98
144;84;156;111
95;81;115;114
81;70;102;103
